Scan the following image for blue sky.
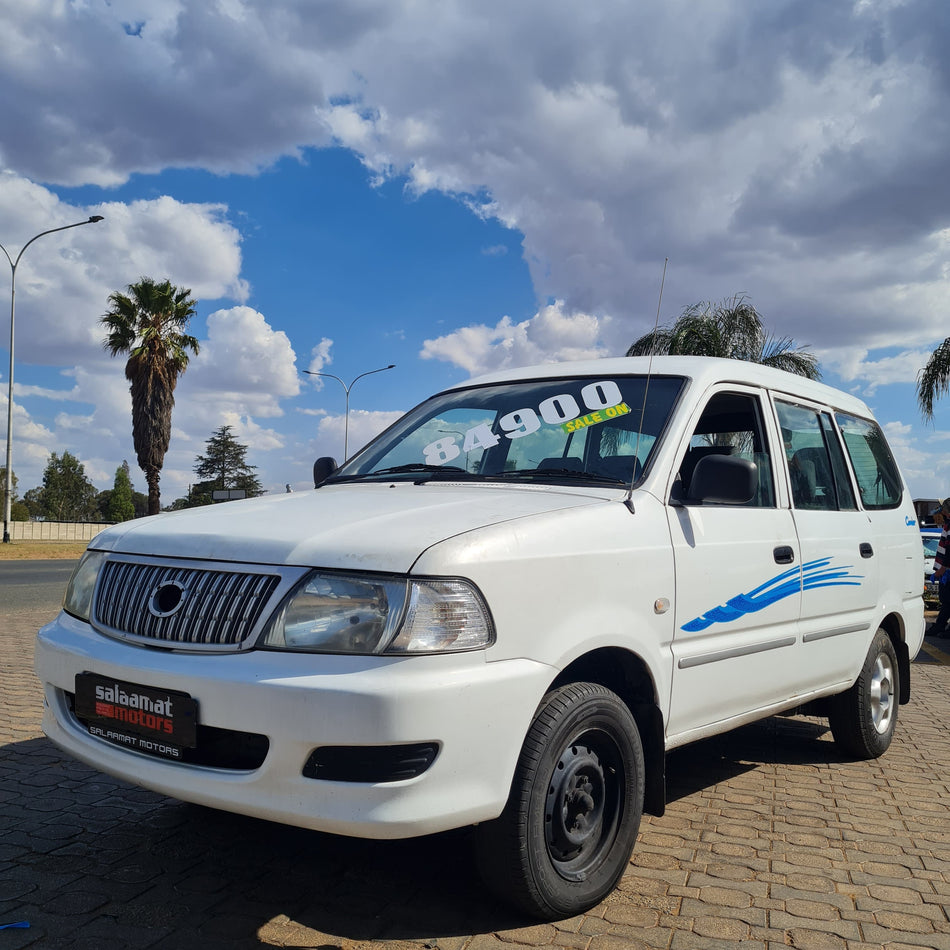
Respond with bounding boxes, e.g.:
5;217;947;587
2;1;950;505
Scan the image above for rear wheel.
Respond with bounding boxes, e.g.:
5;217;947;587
829;628;899;759
473;682;644;920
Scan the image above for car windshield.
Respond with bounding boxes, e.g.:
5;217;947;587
330;374;685;485
923;536;940;558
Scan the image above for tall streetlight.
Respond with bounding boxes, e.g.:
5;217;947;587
304;364;395;461
2;215;105;543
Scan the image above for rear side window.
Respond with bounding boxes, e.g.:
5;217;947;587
776;401;856;511
835;412;903;510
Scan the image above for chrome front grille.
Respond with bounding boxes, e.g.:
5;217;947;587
93;558;284;649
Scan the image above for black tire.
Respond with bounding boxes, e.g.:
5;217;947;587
473;682;644;920
829;628;899;759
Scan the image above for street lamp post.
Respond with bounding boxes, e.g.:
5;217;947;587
2;215;104;543
304;364;395;461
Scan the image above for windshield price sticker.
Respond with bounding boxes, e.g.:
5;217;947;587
423;380;628;465
562;402;631;433
75;672;198;758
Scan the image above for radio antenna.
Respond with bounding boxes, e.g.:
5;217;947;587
626;257;668;511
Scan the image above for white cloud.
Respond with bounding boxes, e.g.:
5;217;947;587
305;338;335;390
4;0;950;502
181;306;300;417
822;347;932;397
421;301;608;376
95;196;249;303
1;2;950;355
4;298;299;498
310;408;404;463
0;176;246;369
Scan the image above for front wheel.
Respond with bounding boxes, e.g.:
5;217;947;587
473;682;644;920
828;628;899;759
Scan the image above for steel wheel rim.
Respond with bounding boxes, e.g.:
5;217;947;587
544;730;622;881
870;652;895;735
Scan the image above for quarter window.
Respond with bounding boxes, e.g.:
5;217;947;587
835;412;903;510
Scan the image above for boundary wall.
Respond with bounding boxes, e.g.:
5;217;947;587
9;522;111;542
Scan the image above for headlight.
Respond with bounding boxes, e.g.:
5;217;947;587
63;549;107;621
260;571;494;654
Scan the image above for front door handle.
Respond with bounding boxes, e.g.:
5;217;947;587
860;542;874;559
774;545;795;564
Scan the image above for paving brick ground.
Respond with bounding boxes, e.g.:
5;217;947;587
4;596;950;949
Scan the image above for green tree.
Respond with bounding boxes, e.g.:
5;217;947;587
101;277;199;515
165;485;211;510
39;451;100;522
917;339;950;421
22;486;45;520
131;489;148;518
106;461;136;523
626;295;820;380
193;426;264;501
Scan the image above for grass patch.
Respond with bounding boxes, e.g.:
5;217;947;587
0;541;88;560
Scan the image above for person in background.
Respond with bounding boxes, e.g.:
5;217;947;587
929;498;950;638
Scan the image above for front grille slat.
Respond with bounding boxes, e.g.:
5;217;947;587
93;559;281;650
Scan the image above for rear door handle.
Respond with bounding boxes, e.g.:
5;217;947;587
860;542;874;559
774;545;795;564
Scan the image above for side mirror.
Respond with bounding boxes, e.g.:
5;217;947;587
313;456;339;487
688;455;757;505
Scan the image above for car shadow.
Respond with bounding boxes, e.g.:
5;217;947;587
664;712;839;803
1;736;526;948
0;715;848;947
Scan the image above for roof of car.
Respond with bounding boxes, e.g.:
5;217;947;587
456;356;872;417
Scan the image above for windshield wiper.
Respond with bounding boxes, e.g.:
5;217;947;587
491;468;627;484
327;463;627;486
324;463;471;484
370;463;468;476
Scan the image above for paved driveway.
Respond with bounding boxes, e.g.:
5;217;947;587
4;600;950;949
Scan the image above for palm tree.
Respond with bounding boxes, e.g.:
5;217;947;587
626;294;821;380
101;277;199;515
917;338;950;421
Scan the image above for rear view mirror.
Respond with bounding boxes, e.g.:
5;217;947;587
688;455;757;505
313;457;339;487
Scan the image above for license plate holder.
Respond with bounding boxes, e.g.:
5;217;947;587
75;672;198;758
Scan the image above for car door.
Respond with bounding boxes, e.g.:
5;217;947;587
774;399;880;690
666;386;802;743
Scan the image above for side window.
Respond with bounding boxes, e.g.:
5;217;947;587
835;412;903;510
776;401;856;511
677;391;775;507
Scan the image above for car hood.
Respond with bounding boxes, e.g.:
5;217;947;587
90;482;611;573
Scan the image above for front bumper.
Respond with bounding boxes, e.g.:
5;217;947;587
35;612;553;839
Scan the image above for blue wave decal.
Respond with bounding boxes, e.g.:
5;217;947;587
681;557;863;632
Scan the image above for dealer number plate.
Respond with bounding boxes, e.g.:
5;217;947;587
75;672;198;760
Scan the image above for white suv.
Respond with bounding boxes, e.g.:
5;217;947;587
35;356;924;919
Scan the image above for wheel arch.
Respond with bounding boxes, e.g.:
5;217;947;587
549;647;666;817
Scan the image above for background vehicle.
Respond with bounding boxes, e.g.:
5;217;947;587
923;526;942;606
